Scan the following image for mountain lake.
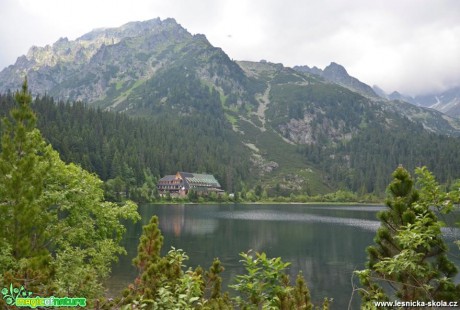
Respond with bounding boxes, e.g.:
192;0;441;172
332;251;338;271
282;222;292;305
107;204;460;309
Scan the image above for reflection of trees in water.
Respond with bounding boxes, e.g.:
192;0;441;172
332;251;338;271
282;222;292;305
282;224;374;308
158;204;185;236
248;223;279;253
158;205;218;237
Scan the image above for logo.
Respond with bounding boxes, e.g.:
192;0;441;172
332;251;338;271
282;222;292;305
1;284;86;308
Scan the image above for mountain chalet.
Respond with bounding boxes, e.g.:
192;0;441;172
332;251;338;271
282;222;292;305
157;172;223;197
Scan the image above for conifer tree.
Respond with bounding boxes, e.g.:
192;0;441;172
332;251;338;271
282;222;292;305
293;273;313;310
130;215;164;301
201;258;233;308
0;80;139;306
0;79;54;289
357;166;460;307
122;216;203;309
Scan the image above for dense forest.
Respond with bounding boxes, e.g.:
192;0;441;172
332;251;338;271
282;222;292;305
0;92;251;201
302;116;460;194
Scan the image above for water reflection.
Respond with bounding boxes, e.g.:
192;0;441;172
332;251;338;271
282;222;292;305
216;210;381;232
140;204;219;236
109;204;460;309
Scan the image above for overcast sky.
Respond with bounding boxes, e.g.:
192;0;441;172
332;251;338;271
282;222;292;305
1;0;459;96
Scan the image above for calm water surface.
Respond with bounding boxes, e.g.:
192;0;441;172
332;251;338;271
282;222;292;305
108;204;460;309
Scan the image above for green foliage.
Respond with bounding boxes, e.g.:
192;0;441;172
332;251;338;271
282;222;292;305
0;80;139;306
322;190;358;202
0;80;51;270
230;251;325;310
356;166;460;307
203;259;225;302
150;249;203;310
188;189;199;202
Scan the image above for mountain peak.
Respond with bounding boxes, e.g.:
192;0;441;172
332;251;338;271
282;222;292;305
323;62;349;78
0;17;196;101
77;17;183;42
294;62;378;99
0;17;249;109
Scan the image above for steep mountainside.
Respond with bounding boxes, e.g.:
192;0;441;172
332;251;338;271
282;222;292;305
1;18;188;101
0;18;254;112
2;18;460;195
235;61;460;193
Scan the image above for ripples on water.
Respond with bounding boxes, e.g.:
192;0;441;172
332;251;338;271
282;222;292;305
217;210;381;232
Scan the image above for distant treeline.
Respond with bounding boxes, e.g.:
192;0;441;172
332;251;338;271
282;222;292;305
0;92;251;201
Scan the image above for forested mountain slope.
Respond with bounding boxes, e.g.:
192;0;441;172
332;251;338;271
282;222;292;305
0;93;251;200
